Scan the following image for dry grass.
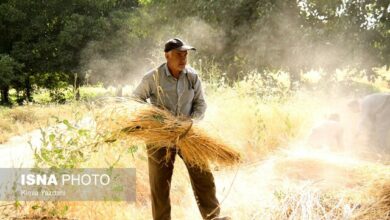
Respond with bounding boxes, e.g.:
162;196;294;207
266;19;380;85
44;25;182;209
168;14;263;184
1;82;389;219
214;148;390;220
352;178;390;219
3;151;389;220
0;104;88;144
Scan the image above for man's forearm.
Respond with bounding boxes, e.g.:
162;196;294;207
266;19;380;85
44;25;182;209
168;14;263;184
191;101;207;120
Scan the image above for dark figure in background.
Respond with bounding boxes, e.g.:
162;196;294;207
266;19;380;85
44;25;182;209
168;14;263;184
349;93;390;154
132;38;230;220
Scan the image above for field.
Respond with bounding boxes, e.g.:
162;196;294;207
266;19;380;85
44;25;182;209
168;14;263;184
0;68;389;220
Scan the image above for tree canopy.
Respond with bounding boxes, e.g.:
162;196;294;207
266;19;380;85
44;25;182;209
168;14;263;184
0;0;389;104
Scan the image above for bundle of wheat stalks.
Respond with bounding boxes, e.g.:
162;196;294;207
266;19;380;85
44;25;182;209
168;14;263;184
97;102;241;170
378;181;390;217
354;178;390;219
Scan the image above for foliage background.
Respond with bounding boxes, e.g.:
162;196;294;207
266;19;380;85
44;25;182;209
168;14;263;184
0;0;389;105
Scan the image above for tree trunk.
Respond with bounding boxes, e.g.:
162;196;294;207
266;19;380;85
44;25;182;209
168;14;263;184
74;73;81;101
25;76;33;102
1;86;10;105
75;85;80;101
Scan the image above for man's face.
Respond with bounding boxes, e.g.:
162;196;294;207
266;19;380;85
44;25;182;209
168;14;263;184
165;49;188;73
347;100;361;113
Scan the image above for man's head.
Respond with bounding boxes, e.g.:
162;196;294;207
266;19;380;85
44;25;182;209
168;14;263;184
328;113;340;122
347;99;361;113
164;38;195;74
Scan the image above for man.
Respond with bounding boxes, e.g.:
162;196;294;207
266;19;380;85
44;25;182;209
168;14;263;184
348;93;390;154
306;113;344;151
133;38;229;220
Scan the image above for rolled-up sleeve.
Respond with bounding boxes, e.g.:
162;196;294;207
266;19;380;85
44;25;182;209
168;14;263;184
191;76;207;120
132;74;152;102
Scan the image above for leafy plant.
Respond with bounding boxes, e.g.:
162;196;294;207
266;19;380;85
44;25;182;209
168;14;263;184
31;118;98;169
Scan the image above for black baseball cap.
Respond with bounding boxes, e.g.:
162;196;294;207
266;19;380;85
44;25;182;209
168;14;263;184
164;38;196;52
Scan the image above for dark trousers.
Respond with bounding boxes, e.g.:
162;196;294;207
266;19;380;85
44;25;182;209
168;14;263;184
147;147;220;220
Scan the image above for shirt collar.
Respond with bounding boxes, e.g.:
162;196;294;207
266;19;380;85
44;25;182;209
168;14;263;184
164;63;187;77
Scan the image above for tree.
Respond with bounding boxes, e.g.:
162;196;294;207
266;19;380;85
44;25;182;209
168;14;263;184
300;0;390;78
1;0;139;102
138;0;389;83
0;54;23;105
